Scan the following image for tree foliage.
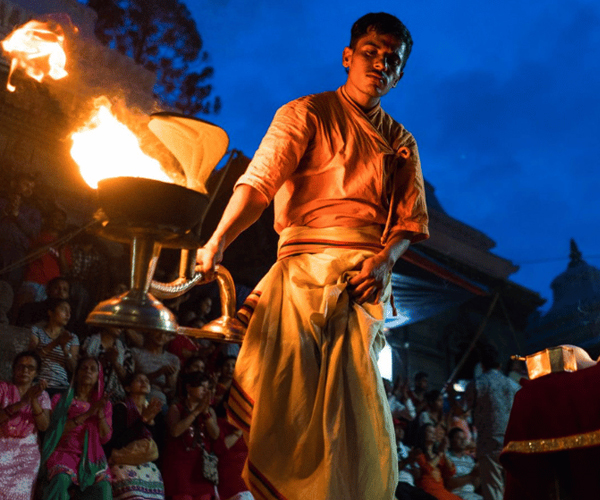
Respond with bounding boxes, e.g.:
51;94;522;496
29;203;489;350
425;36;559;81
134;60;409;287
85;0;220;114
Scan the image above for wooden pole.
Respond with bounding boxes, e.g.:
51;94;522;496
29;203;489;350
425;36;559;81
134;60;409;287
445;291;500;390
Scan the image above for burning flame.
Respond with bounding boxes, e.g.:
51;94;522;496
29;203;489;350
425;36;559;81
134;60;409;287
71;101;172;189
1;20;68;92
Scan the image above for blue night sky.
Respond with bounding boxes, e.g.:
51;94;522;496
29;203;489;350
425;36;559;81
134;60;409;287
185;0;600;309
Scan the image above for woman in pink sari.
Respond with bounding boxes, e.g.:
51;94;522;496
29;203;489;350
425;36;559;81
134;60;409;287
42;356;113;499
0;350;51;500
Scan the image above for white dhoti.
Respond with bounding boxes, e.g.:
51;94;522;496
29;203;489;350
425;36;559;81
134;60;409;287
227;226;398;500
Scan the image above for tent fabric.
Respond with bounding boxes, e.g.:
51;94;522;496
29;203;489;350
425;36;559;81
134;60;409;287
386;272;476;328
386;250;488;328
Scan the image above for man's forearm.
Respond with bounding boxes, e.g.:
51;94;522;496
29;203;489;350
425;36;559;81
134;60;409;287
207;184;268;251
379;231;411;267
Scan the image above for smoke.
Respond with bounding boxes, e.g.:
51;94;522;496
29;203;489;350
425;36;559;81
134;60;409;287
1;14;185;184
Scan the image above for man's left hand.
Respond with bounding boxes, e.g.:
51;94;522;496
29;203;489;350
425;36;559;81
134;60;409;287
347;253;392;304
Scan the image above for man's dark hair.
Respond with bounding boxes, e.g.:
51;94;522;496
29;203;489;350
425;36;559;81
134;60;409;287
217;354;237;368
480;344;500;371
425;389;441;407
414;371;428;382
349;13;413;69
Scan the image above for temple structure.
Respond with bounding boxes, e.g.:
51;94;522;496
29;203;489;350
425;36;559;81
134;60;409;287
381;182;544;385
525;240;600;356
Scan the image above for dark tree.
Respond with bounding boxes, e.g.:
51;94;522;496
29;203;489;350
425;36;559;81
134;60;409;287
85;0;220;114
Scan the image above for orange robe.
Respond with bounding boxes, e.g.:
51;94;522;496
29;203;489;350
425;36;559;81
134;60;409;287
236;86;429;244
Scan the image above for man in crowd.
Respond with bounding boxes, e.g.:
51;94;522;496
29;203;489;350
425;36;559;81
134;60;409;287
410;370;429;414
385;378;417;422
197;12;428;500
465;345;519;500
446;427;482;500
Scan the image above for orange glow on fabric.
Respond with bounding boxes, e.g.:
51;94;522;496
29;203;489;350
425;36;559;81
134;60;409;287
1;20;68;92
70;99;171;189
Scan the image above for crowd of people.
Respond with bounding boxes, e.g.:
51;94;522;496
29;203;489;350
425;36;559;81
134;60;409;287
388;349;523;500
0;169;251;499
0;168;525;500
0;320;249;500
0;324;523;500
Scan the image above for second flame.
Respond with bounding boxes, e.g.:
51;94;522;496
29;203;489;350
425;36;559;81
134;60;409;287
1;20;68;92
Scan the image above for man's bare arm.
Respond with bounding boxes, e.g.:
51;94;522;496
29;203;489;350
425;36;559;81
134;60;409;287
196;184;269;276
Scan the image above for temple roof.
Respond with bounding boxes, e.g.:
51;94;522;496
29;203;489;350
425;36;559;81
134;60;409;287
547;240;600;316
526;240;600;352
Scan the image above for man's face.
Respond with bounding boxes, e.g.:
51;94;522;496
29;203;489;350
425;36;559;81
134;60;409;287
450;430;467;452
200;297;212;316
223;358;236;378
342;29;407;108
394;423;405;444
416;377;429;392
49;210;67;232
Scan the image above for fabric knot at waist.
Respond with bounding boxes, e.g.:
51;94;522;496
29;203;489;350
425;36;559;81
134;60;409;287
277;225;384;260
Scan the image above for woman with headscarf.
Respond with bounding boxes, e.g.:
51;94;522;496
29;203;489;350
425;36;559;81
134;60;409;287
41;356;113;499
0;350;50;500
82;327;135;403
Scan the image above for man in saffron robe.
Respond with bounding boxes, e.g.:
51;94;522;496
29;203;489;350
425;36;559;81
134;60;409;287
197;12;429;500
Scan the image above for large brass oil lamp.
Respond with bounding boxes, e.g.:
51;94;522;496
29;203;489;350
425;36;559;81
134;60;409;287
85;113;244;343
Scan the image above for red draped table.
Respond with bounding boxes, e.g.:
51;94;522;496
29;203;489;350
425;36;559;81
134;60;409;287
500;362;600;499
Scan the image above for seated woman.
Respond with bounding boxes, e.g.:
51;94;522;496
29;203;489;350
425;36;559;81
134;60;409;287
83;327;135;403
0;351;50;500
29;298;79;396
414;424;462;500
106;372;165;500
42;356;112;499
161;371;221;500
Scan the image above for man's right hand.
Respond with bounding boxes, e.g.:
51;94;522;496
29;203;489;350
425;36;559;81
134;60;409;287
196;240;224;281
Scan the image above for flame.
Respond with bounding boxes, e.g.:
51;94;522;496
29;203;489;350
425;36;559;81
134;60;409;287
1;20;68;92
71;101;171;189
